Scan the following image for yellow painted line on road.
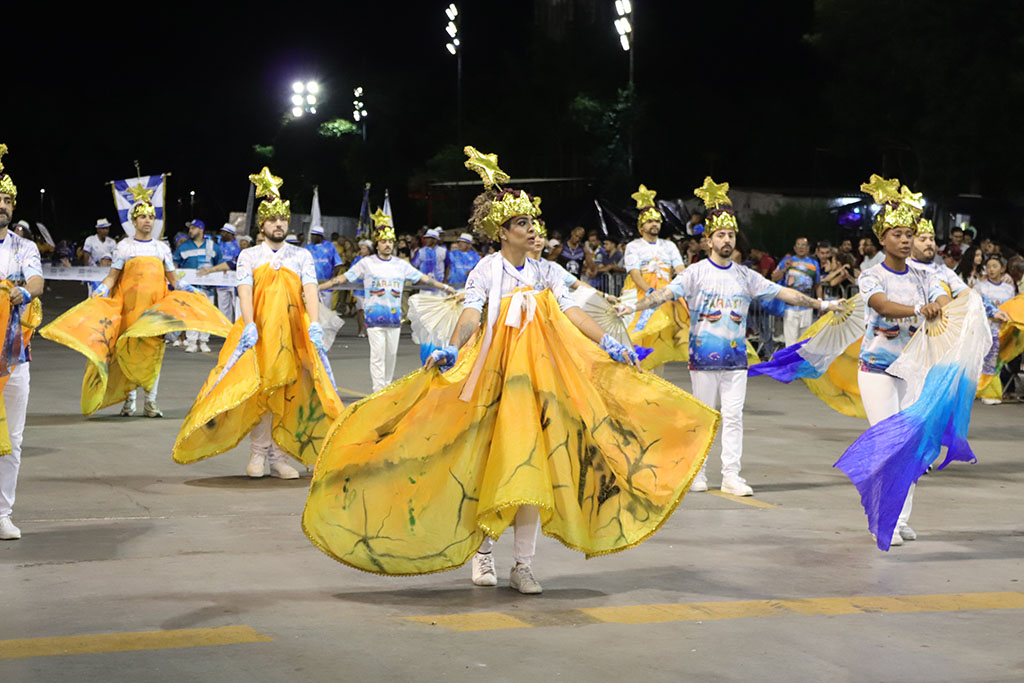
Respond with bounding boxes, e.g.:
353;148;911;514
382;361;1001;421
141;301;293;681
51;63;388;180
0;625;272;660
706;490;779;508
338;386;368;398
403;591;1024;632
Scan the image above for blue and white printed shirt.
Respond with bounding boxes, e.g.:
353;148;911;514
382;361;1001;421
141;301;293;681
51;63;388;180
858;262;945;373
344;255;425;327
305;241;343;282
623;238;683;282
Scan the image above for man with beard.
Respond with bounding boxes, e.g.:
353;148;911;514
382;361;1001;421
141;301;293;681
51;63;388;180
908;219;968;298
0;145;45;539
619;178;841;496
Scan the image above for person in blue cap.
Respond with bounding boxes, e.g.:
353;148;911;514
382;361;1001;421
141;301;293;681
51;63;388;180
305;225;343;309
173;219;220;352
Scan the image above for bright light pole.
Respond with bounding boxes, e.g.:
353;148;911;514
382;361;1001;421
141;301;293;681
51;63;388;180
39;188;45;224
444;3;462;145
353;86;368;141
290;79;321;118
613;1;635;175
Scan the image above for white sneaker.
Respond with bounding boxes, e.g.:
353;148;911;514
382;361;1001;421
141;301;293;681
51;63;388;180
898;524;917;541
471;552;497;586
268;453;300;479
889;531;904;547
172;337;183;347
509;564;543;594
981;398;1002;405
184;343;199;353
721;474;753;497
119;397;136;416
246;452;267;478
199;342;211;353
0;516;21;540
143;401;163;418
690;471;708;492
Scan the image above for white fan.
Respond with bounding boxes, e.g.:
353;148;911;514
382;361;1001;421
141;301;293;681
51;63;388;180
797;294;866;374
886;291;990;404
408;293;463;347
572;286;632;347
318;302;345;352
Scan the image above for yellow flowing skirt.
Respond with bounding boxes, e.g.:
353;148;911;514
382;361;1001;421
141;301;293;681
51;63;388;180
173;264;343;466
622;271;690;370
0;282;42;455
303;289;720;576
977;293;1024;399
39;257;230;415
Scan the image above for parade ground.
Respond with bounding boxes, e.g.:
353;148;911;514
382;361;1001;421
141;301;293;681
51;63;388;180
2;285;1022;683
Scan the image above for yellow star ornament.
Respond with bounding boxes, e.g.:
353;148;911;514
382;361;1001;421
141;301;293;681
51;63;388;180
694;176;731;210
370;208;393;228
127;183;154;203
899;185;924;213
249;166;284;200
463;146;510;189
630;184;657;209
0;143;8;173
860;174;900;205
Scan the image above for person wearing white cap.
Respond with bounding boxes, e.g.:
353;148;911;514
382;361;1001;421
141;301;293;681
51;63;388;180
412;227;447;292
12;220;29;238
196;223;243;321
305;225;343;309
285;234;299;244
82;218;118;296
444;232;480;289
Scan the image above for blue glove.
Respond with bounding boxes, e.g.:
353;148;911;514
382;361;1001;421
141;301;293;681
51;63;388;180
92;283;110;298
177;281;197;294
600;333;639;366
240;322;259;348
309;321;325;350
428;344;458;372
15;286;31;305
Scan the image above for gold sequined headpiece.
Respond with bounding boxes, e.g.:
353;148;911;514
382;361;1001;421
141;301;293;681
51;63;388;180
860;174;924;240
249;166;291;226
694;176;738;234
464;145;541;239
126;183;156;220
370;208;396;241
0;144;18;206
631;184;662;231
916;217;935;236
534;218;547;239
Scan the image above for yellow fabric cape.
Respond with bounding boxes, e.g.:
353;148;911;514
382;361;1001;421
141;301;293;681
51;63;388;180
796;315;867;420
303;289;720;576
172;264;344;466
977;293;1024;399
0;283;42;456
622;270;690;370
39;257;230;415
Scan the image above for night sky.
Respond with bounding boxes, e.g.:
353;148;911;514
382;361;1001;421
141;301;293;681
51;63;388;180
6;1;1022;243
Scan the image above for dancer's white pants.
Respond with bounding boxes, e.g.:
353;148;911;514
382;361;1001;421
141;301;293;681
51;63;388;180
216;288;238;322
368;326;401;392
858;370;915;529
127;373;159;403
478;505;540;566
783;308;814;347
250;413;286;458
0;363;29;517
690;369;748;477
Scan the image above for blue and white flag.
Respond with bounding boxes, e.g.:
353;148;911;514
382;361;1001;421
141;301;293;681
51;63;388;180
111;174;167;239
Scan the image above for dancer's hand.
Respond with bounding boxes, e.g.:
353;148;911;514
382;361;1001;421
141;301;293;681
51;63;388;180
426;345;458;372
616;303;636;318
603;292;620;305
824;298;846;312
308;321;325;351
600;334;640;369
10;286;31;305
177;282;197;294
240;322;259;348
92;283;110;298
919;302;943;320
993;310;1011;324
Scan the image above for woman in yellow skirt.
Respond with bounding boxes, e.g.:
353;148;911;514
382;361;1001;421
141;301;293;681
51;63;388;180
303;148;720;594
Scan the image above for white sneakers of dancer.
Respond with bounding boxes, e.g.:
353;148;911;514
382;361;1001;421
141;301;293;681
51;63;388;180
690;471;709;492
120;397;136;416
246;452;267;478
0;516;21;540
509;564;543;594
184;342;199;353
721;474;753;497
199;342;212;354
471;551;497;586
269;453;299;479
898;524;917;541
980;398;1002;406
143;401;163;418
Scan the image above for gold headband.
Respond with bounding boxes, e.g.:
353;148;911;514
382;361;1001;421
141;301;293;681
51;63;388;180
534;218;547;239
860;174;923;240
249;166;291;226
375;227;396;242
0;144;14;206
916;218;935;236
464;146;541;238
694;176;737;234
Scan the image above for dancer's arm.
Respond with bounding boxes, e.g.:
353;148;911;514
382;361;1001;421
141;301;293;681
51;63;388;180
775;287;844;312
865;292;950;321
628;268;648;291
303;282;319;324
425;308;481;370
238;284;254;325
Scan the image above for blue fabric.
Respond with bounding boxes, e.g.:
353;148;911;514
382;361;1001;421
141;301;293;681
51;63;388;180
834;362;977;551
748;338;817;382
217;239;241;269
761;296;787;317
306;241;343;281
173;236;220;269
634;345;653;362
446;249;480;287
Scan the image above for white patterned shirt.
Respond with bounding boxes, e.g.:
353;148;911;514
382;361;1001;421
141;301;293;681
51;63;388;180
623;238;684;281
111;238;175;272
236;243;317;287
82;235;118;264
0;232;43;284
858;262;945;372
463;253;578;313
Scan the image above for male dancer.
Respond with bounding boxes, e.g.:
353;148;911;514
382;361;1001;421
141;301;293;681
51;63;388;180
320;210;453;392
0;145;44;540
908;219;968;298
619;177;843;495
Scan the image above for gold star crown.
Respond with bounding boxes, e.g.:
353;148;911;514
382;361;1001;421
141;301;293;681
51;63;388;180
860;174;924;240
249;167;290;226
464;146;541;238
126;183;156;219
916;217;934;236
0;143;17;205
370;209;395;241
632;184;662;232
694;177;738;234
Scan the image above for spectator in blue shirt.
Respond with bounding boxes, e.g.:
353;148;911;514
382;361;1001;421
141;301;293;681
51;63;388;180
445;233;480;288
772;236;821;346
305;225;344;309
172;219;220;352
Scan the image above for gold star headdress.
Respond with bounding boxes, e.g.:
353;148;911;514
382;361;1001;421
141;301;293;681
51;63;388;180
0;143;18;206
127;182;156;220
370;208;396;241
631;184;662;230
534;217;547;239
916;217;935;236
694;176;738;234
463;146;540;238
249;166;290;226
860;174;924;239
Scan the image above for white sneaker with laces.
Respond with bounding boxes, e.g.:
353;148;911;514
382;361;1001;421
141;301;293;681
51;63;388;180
980;398;1002;405
0;516;21;540
509;564;542;594
184;342;199;353
471;552;497;586
199;342;212;353
246;452;267;478
690;470;708;492
269;453;300;479
119;397;136;416
898;524;917;541
721;474;753;497
143;401;163;418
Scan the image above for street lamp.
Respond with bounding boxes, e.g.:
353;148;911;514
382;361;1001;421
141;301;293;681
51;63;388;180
612;1;635;174
353;87;368;140
444;4;462;145
289;79;321;118
39;188;45;223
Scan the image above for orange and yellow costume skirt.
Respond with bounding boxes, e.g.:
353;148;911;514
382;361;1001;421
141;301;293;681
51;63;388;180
303;289;719;576
39;257;230;415
172;265;343;466
977;294;1024;400
0;282;42;454
622;271;690;371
